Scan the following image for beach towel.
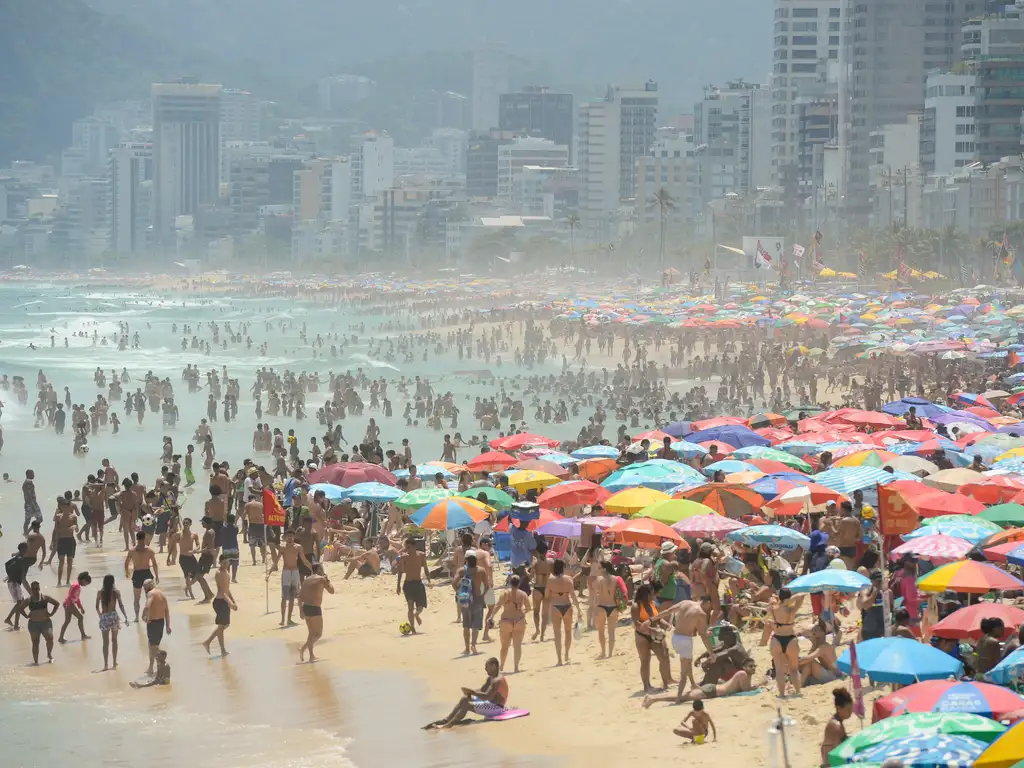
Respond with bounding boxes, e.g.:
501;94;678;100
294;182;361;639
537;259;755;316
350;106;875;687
487;708;530;721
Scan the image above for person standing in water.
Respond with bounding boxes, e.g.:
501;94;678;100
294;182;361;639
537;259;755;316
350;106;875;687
298;562;334;662
57;571;92;643
202;554;237;657
141;579;170;676
95;574;129;670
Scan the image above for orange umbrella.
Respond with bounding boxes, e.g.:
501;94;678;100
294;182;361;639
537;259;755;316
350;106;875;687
697;440;736;454
725;470;766;484
466;451;518;473
674;483;764;518
578;458;618;482
747;412;788;428
633;429;675;442
537;480;611;508
960;477;1024;504
495;508;562;532
606;517;685;549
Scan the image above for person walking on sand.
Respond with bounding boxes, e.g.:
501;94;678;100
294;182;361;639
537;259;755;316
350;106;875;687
454;551;487;655
23;469;42;535
497;574;529;673
397;536;430;633
21;581;59;664
298;563;334;662
177;518;201;599
95;574;129;670
658;599;716;700
269;529;311;626
202;554;237;657
545;558;580;666
141;579;170;675
57;571;92;643
528;541;552;641
593;561;625;659
125;531;159;622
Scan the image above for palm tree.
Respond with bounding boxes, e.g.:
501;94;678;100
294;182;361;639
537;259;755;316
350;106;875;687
648;187;676;270
565;214;580;259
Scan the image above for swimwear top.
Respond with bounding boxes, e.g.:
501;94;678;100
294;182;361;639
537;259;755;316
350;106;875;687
637;602;658;623
63;582;82;609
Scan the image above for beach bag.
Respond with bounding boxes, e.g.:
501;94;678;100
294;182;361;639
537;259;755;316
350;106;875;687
457;571;473;608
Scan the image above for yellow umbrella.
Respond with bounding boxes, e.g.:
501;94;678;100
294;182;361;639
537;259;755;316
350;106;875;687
995;447;1024;463
604;487;670;515
976;720;1024;768
506;470;560;492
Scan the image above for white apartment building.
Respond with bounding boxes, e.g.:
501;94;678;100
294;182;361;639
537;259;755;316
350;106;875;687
496;138;569;199
921;72;976;175
695;80;773;202
393;147;456;180
637;133;694;223
771;0;841;188
350;132;394;200
516;165;579;218
219;89;263;183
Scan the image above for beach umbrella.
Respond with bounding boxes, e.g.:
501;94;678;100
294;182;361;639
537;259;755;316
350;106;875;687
747;412;788;429
394;486;452;509
960;477;1024;504
908;490;986;518
815;466;915;495
829;712;1004;765
465;451;518;472
724;470;767;484
882;396;954;419
670;514;747;539
923;467;988;492
636;498;716;525
672;441;710;459
309;461;397;487
309;482;347;501
537;480;611;508
786;569;870;594
753;427;795;444
345;482;405;503
604;487;670;515
884;455;940;475
395;463;458;479
495;507;560;532
570;445;619;460
578;458;618;482
732;445;813;471
506;470;560;492
726;524;810;551
662;420;693;438
511;458;571;478
833;449;901;468
906;519;1000;544
836;638;964;685
634;429;675;443
703;459;759;476
686;424;771;448
490;433;560;451
979;503;1024;527
976;527;1024;551
916;560;1024;593
846;733;986;766
457;487;515;509
890;534;974;563
672;483;764;518
952;392;996;409
606;516;685;548
932;603;1024;641
976;719;1024;768
874;680;1024;721
409;497;488;530
987;647;1024;686
834;409;906;428
536;515;618;538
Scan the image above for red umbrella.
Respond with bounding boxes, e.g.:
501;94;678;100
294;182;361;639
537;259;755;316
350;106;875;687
912;490;986;518
537;480;611;508
696;440;735;454
873;680;1024;722
495;508;562;532
871;430;939;446
309;462;396;487
961;477;1024;504
490;432;560;451
835;410;905;428
633;429;674;442
692;416;746;430
931;602;1024;641
606;517;685;548
755;427;794;444
466;451;518;473
747;458;805;475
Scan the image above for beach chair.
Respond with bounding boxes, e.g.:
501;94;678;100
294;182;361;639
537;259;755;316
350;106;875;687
492;532;513;562
545;536;569;560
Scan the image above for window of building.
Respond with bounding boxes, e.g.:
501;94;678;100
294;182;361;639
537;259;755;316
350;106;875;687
793;8;819;17
829;49;838;59
793;63;818;72
793;49;818;59
955;105;975;117
829;21;841;32
829;35;840;45
955;123;975;135
955;142;975;153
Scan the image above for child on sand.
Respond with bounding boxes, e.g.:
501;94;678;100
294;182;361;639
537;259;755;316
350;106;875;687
130;650;170;688
674;700;716;743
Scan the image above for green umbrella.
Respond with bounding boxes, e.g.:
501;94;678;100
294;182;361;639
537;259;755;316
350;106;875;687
635;498;712;524
740;446;813;472
922;515;1002;532
829;712;1006;765
457;486;515;509
395;487;452;510
977;503;1024;528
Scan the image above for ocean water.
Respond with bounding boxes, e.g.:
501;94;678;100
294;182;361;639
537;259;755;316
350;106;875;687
0;283;571;768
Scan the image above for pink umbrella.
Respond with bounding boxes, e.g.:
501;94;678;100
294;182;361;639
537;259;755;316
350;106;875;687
671;514;748;539
850;641;865;720
890;534;974;564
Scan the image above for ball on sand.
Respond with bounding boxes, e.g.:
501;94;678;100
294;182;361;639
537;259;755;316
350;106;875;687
399;621;413;635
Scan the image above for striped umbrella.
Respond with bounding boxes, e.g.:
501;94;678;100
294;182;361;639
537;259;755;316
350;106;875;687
917;561;1024;594
672;483;764;518
890;534;974;564
670;514;747;539
409;497;489;530
832;448;900;468
815;466;919;495
395;486;452;509
345;482;405;503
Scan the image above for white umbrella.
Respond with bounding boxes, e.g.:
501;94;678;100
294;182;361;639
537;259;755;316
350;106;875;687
945;421;989;435
940;351;968;360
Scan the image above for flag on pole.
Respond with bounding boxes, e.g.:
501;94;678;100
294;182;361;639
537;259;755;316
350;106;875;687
754;239;773;269
898;260;912;282
857;251;867;280
263;487;287;527
960;258;970;286
792;243;805;265
849;641;865;720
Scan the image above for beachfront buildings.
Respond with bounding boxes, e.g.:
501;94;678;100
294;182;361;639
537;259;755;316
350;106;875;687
110;142;153;255
499;87;575;159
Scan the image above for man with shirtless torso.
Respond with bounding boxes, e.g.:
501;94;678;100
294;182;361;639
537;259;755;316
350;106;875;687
23;521;46;583
202;554;237;657
271;530;311;626
298;563;335;662
193;517;217;603
396;537;430;633
118;478;140;551
177;518;201;599
141;580;170;676
243;497;266;566
204;484;227;556
52;494;80;587
125;531;159;622
835;505;862;570
644;599;716;704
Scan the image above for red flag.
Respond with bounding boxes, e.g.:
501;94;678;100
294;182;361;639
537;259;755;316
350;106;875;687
262;487;287;527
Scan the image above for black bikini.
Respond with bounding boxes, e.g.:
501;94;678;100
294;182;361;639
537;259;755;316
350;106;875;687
599;605;617;616
552;603;571;616
772;609;796;651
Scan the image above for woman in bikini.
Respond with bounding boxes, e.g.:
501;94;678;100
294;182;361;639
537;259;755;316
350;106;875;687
820;688;853;767
95;574;129;670
632;584;674;693
497;575;529;673
545;559;580;666
593;561;625;659
528;542;552;641
20;581;59;665
767;587;805;697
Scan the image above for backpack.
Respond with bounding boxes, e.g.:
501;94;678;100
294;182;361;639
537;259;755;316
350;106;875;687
456;568;473;608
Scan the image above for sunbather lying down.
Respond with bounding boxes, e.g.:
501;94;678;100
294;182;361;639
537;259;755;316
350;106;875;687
642;658;762;708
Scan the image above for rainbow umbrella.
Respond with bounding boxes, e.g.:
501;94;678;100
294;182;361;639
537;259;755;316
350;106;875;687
916;561;1024;594
670;514;747;539
409;497;489;530
394;486;452;509
976;719;1024;768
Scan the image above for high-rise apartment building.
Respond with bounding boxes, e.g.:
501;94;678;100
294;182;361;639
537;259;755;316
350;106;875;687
471;42;509;131
151;80;222;243
350;132;394;200
770;0;842;187
71;117;122;176
499;87;575;158
219;89;262;183
920;71;977;173
577;82;659;238
496;138;569;198
694;80;773;201
842;0;974;216
110;142;153;254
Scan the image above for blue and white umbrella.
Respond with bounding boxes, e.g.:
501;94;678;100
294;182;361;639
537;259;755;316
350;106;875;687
703;459;759;477
786;569;871;594
726;524;810;551
902;520;997;544
776;440;847;457
814;466;921;495
393;464;457;479
309;482;348;501
986;646;1024;685
603;471;705;492
571;445;619;460
345;482;404;502
852;733;986;766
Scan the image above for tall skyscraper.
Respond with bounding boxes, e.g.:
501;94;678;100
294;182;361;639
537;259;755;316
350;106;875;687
219;89;262;183
110;142;153;254
471;42;509;132
577;82;659;239
499;87;575;158
695;80;773;202
842;0;973;216
151;80;222;243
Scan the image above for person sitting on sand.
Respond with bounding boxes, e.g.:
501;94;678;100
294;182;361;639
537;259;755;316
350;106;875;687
423;657;509;729
343;544;381;579
799;621;841;687
643;658;759;707
674;699;716;743
130;650;170;688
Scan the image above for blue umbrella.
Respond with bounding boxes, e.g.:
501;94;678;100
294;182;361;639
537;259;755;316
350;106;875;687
837;637;963;684
986;646;1024;684
882;397;955;419
393;464;457;479
686;425;771;448
603;471;704;492
571;445;619;459
309;482;348;501
902;520;996;544
777;441;848;457
345;482;404;502
853;733;986;767
663;421;694;438
703;459;759;476
786;569;871;594
673;442;710;458
726;524;810;551
815;466;921;495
